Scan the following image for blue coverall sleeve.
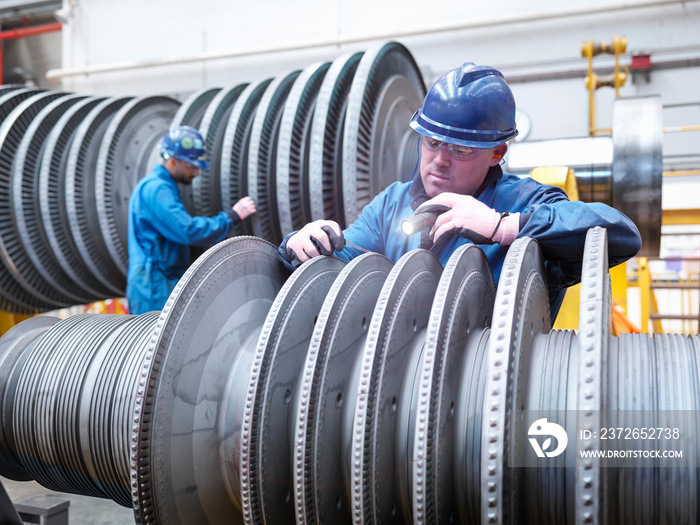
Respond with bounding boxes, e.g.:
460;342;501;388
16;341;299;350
151;184;233;246
517;184;642;290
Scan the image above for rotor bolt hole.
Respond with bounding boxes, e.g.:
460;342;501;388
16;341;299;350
449;401;455;417
412;318;417;332
362;316;367;330
336;392;343;408
336;496;342;510
313;315;318;325
391;504;396;518
284;389;292;404
391;397;397;414
530;323;534;336
283;490;291;504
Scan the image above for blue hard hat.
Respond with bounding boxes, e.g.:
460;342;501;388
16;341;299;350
410;63;518;148
159;125;209;169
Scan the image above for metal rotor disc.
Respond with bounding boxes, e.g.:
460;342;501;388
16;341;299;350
276;61;330;235
11;93;92;305
170;87;223;215
308;52;363;225
95;95;181;276
240;255;346;525
21;314;135;497
172;87;222;128
193;84;248;217
131;237;288;525
248;70;301;244
13;314;102;493
0;86;23;98
38;96;113;300
369;74;423;195
480;237;551;524
342;41;425;226
0;88;43;123
77;312;159;507
575;227;610;525
612;96;662;257
0;91;68;313
291;252;393;525
519;327;576;525
220;78;272;236
351;249;442;525
411;244;496;525
65;96;132;296
0;316;59;479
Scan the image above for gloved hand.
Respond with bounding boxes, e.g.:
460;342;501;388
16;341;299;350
232;196;257;220
285;220;345;264
415;192;520;245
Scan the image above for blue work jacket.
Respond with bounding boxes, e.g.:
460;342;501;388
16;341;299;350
280;166;642;319
126;165;234;314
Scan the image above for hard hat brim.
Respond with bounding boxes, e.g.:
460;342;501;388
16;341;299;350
410;110;518;149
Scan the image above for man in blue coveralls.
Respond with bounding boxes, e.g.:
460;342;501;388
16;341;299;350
278;63;642;320
127;125;256;314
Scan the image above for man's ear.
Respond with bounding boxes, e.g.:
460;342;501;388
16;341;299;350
490;143;508;166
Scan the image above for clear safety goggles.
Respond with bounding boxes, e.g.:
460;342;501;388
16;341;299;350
421;136;484;161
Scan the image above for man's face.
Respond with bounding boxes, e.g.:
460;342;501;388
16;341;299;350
169;159;201;185
419;136;507;198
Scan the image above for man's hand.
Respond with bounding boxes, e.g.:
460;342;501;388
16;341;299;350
286;220;344;264
233;196;257;220
416;193;519;245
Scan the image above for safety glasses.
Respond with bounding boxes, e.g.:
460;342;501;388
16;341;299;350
421;136;484;161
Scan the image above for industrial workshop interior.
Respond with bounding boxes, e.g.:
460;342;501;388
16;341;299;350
0;0;699;524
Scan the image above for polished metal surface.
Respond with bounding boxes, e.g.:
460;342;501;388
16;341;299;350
171;87;222;129
194;84;247;217
220;78;272;236
506;136;615;204
342;41;425;226
131;237;288;525
95;96;181;276
505;96;663;257
65;96;132;296
248;70;301;244
11;94;89;305
412;244;495;525
308;51;363;226
38;96;112;300
612;96;663;257
480;237;551;524
0;91;66;313
350;249;442;525
240;255;345;525
1;230;700;524
276;61;330;235
293;252;392;525
575;227;610;525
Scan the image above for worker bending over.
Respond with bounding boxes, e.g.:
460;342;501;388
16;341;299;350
278;63;642;320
